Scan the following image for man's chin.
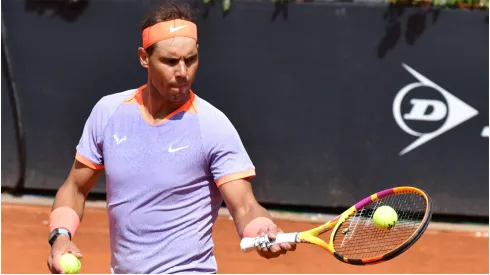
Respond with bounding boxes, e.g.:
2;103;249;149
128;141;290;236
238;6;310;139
168;90;190;102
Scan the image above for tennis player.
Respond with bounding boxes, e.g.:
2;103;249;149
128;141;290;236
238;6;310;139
46;3;295;274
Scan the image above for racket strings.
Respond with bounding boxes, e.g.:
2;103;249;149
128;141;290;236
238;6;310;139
340;207;367;247
334;193;427;260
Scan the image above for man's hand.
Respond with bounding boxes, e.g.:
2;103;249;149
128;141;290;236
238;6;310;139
47;235;83;274
218;179;297;259
255;223;296;259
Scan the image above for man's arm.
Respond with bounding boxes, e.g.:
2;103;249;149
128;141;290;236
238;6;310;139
219;179;272;237
200;107;295;257
219;178;296;258
52;159;103;220
47;159;103;274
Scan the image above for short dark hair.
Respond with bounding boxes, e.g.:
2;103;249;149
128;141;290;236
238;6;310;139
140;2;194;55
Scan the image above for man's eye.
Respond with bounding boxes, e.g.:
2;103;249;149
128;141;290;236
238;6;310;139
185;56;197;65
163;58;179;65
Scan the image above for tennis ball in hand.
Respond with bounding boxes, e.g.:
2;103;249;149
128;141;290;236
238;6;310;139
60;253;81;274
373;206;398;230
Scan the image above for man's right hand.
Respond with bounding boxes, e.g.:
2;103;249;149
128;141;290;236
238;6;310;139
47;235;83;274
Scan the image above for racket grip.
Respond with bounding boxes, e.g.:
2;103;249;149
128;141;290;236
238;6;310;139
240;233;299;252
240;238;259;252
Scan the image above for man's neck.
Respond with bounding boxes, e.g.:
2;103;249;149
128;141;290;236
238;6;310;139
140;84;186;124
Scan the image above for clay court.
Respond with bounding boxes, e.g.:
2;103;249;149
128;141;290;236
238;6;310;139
2;201;488;274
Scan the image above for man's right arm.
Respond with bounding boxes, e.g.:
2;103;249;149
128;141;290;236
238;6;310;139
47;159;103;274
47;95;110;273
52;159;103;222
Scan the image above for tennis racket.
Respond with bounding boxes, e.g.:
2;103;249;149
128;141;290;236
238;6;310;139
240;186;432;265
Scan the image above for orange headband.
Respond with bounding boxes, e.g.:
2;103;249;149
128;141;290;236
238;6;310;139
142;19;198;49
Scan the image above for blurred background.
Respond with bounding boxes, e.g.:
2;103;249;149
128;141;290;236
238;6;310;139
2;0;488;222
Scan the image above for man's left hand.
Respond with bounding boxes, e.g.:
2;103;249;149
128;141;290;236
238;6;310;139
255;223;296;259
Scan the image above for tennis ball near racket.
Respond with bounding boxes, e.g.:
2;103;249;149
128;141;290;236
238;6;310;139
373;206;398;230
60;253;81;274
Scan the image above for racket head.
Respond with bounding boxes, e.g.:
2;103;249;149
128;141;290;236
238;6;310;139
329;186;432;265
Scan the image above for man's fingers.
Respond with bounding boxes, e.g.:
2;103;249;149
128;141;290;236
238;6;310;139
254;224;296;260
267;225;279;240
261;248;269;255
47;257;54;273
269;244;281;253
67;249;83;259
54;261;65;274
51;253;65;274
257;224;272;237
279;242;292;251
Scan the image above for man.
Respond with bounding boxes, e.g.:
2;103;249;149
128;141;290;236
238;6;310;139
46;3;295;274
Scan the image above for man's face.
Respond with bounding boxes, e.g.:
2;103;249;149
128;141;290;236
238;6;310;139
141;37;199;102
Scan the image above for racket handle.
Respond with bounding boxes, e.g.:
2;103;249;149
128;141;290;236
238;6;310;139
240;233;299;252
240;238;259;252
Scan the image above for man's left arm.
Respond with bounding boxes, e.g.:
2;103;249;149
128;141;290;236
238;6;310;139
202;110;295;258
219;179;296;258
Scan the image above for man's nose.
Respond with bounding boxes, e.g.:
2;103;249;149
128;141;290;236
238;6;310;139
175;60;188;78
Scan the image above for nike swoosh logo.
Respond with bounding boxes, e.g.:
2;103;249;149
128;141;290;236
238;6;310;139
170;25;187;32
168;145;189;153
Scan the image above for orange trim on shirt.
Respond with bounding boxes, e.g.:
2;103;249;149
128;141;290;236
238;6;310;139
75;153;104;170
124;85;146;105
216;169;256;187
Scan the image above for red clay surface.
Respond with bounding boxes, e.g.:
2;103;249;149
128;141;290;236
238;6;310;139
2;203;488;274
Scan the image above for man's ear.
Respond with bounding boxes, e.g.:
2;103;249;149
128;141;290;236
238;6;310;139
138;47;149;69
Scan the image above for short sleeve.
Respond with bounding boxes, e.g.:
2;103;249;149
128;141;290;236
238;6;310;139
75;103;106;170
73;89;137;170
202;111;255;187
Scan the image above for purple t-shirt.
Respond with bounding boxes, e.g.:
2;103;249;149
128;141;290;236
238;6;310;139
75;85;255;274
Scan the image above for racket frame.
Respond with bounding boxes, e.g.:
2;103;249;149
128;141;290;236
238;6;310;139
240;186;432;265
330;186;432;265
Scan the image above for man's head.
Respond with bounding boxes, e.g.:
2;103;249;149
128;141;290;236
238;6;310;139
138;3;199;102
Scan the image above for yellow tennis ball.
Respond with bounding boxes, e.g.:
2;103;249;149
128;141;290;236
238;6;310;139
60;253;81;274
373;205;398;230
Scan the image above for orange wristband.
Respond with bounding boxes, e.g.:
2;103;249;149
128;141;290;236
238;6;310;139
243;217;275;237
49;207;80;238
